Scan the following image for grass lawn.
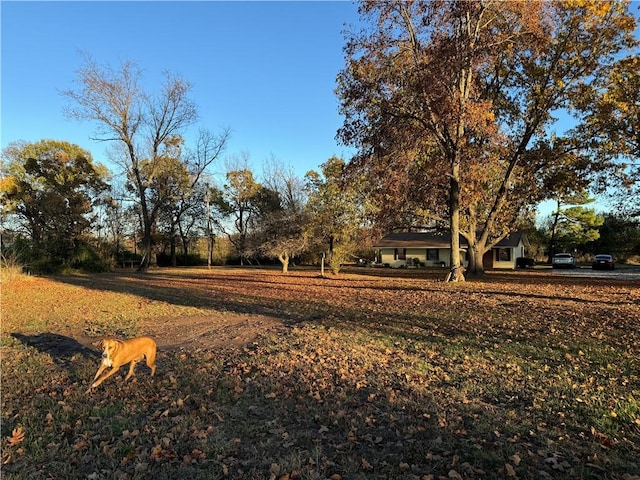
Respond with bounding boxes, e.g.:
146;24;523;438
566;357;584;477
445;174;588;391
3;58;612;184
1;267;639;479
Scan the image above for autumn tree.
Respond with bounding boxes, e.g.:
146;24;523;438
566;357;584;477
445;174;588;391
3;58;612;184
344;142;449;236
209;166;263;265
572;55;640;217
337;0;637;275
63;56;227;270
1;139;108;268
154;131;229;266
305;156;362;274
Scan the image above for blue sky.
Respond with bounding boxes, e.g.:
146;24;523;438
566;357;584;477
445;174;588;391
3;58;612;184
2;1;638;221
1;1;360;179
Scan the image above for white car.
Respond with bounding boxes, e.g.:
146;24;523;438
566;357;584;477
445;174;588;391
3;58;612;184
552;253;576;269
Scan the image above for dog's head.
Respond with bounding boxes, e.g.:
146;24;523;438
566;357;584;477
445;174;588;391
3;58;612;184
99;339;120;360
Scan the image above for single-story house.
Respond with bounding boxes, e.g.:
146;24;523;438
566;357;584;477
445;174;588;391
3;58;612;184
373;231;529;269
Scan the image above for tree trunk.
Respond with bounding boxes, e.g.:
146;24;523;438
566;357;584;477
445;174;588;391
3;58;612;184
547;200;561;263
328;235;335;265
445;265;466;282
138;219;153;271
207;235;214;269
179;223;189;265
170;234;177;267
449;156;462;267
136;173;152;272
169;222;178;267
278;252;289;273
467;245;485;276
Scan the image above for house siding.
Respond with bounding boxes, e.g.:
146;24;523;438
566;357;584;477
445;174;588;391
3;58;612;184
374;232;527;269
379;247;467;268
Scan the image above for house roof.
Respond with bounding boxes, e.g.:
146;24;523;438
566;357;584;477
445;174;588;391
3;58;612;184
496;231;527;247
373;231;526;249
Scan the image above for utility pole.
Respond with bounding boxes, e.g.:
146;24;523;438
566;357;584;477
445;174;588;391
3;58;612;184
206;185;212;269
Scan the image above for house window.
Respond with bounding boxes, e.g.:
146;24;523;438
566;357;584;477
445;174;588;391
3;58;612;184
426;249;439;261
395;248;406;260
495;248;511;262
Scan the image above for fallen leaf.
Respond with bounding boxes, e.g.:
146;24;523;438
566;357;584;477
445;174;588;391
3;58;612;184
448;470;463;480
6;427;25;446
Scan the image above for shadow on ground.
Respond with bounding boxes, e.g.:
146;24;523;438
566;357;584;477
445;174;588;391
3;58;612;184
11;332;99;368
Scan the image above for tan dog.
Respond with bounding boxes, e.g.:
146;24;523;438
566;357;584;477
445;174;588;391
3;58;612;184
87;336;157;392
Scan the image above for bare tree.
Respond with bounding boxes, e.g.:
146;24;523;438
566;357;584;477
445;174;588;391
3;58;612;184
63;55;201;270
156;129;231;266
258;157;308;272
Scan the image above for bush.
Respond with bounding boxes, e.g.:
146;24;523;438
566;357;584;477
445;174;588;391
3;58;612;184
156;252;206;267
0;250;25;283
28;257;65;275
69;242;112;272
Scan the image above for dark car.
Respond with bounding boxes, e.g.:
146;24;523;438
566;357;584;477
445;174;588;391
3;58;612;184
516;257;535;268
592;254;614;270
552;253;576;269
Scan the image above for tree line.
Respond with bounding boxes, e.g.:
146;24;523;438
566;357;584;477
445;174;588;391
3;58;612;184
1;1;639;275
0;137;367;274
1;135;638;275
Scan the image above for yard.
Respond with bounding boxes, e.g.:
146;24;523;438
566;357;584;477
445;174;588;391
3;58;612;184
1;267;639;479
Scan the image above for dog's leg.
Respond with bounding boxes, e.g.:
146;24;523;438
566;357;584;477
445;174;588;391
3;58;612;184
124;360;137;381
91;365;122;389
146;350;157;377
92;363;109;382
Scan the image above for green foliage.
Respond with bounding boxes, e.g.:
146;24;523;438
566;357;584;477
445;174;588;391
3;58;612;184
209;168;264;264
546;192;605;255
74;242;113;272
1;139;109;267
556;206;604;249
156;252;204;267
305;157;363;274
591;213;640;259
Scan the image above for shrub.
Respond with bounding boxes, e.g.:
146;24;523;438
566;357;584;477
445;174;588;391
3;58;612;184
0;250;24;283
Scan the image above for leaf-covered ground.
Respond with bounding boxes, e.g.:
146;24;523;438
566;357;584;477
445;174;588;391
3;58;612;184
1;267;639;479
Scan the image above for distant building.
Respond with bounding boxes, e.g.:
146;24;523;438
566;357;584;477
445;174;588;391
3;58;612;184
373;231;528;269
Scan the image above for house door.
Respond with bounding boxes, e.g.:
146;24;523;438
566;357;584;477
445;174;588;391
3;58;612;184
482;250;494;270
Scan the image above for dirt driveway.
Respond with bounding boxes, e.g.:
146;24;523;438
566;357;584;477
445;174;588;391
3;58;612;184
140;312;287;352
